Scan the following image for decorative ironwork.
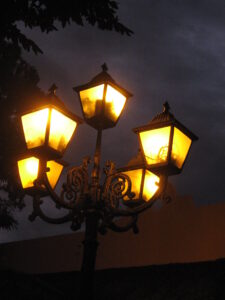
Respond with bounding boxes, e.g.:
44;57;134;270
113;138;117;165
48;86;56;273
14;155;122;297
103;160;135;209
29;156;169;232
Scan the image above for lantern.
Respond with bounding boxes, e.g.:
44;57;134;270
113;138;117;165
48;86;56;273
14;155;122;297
21;84;82;159
17;156;65;193
117;151;160;205
73;63;132;130
133;102;198;175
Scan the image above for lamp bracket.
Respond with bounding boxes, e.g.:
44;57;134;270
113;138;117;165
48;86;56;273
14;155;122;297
29;158;170;233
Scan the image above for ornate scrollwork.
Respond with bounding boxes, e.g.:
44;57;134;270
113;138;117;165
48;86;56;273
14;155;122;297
31;157;170;232
60;156;90;208
29;194;74;225
102;161;135;209
38;157;90;210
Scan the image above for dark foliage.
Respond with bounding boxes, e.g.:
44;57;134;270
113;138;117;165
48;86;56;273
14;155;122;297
0;0;133;55
0;40;43;229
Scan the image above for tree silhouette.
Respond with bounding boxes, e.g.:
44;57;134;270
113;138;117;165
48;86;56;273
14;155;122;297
1;0;132;54
0;1;132;230
0;40;44;229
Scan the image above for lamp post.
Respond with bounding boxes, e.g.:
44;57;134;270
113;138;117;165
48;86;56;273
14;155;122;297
17;64;198;299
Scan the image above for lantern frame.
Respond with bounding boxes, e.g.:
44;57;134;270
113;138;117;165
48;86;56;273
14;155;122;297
20;85;83;160
117;152;160;206
133;102;198;176
73;64;132;130
17;154;67;196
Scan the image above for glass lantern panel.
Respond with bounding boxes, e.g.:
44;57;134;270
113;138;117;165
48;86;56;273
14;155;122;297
143;170;160;201
79;84;104;118
22;108;49;149
123;169;142;201
171;127;192;168
18;157;39;189
140;126;171;165
46;160;64;189
48;109;77;152
105;85;126;122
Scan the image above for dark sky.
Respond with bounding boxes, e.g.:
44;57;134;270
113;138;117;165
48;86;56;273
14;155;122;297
1;0;225;243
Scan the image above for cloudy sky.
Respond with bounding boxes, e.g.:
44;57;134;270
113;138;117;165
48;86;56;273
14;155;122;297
1;0;225;243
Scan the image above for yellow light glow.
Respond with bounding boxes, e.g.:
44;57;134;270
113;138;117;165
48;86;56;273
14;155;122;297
171;127;192;168
18;157;39;189
123;169;142;201
143;170;159;201
140;126;171;165
46;160;64;189
48;109;77;152
105;85;126;121
22;108;49;149
80;84;104;118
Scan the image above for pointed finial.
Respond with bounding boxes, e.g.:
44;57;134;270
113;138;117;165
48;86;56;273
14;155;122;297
101;63;108;72
163;101;170;113
48;83;58;95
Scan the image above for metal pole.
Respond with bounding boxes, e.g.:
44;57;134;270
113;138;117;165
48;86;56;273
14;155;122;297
79;129;102;299
79;211;99;300
91;129;102;187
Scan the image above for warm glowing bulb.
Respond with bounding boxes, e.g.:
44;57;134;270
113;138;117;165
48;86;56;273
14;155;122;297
143;171;160;201
18;157;39;189
140;126;171;165
46;160;64;189
105;85;126;120
22;108;49;149
171;127;192;168
79;84;104;118
26;158;39;175
123;169;143;200
49;109;77;152
122;169;159;202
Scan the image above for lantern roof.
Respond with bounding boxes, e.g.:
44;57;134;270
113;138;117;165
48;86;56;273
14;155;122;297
133;102;198;141
47;84;67;110
20;84;83;125
73;63;133;98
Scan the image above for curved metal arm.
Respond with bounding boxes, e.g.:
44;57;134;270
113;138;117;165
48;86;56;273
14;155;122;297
102;161;168;218
29;194;73;225
36;157;90;210
99;214;138;234
31;156;169;233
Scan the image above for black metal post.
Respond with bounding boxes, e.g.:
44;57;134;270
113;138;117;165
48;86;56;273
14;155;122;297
79;129;102;299
79;211;99;300
91;129;102;187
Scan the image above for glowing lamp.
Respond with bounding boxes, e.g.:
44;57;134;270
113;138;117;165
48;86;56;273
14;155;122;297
17;156;64;193
117;152;160;205
21;85;82;159
133;102;198;175
73;63;132;130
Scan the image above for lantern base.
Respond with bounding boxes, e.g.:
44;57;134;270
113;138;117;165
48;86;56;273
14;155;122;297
22;186;49;197
26;146;63;160
147;162;183;176
85;115;117;130
123;199;146;207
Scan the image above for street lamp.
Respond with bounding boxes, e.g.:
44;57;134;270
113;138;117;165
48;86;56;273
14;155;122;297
74;63;132;130
117;151;160;205
17;65;197;300
21;84;82;159
17;156;65;194
133;102;198;175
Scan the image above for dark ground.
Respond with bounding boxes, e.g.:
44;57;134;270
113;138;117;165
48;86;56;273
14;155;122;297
1;259;225;299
